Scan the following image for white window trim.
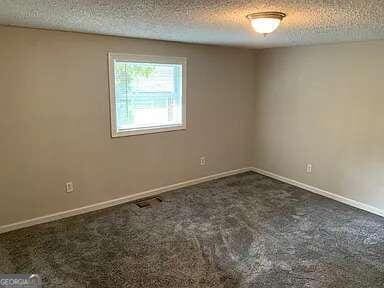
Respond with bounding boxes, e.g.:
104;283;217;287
108;53;187;137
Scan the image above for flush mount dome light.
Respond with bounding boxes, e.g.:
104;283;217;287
246;11;286;35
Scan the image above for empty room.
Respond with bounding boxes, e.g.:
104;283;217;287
0;1;383;287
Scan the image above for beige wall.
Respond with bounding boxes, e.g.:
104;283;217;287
253;41;384;211
0;26;255;226
2;25;384;228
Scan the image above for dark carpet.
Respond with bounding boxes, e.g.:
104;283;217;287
1;172;383;287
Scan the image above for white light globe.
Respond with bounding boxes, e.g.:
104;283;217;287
246;12;286;35
250;18;282;34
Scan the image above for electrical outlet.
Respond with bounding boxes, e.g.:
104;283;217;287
306;164;312;173
200;156;206;166
65;182;74;193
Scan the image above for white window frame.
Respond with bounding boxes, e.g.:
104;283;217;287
108;53;187;137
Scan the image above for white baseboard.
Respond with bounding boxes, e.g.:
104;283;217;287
0;167;252;234
251;167;384;218
2;166;382;234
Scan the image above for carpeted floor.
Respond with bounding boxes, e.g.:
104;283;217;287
1;172;383;287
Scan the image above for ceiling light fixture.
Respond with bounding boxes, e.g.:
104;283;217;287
246;12;286;35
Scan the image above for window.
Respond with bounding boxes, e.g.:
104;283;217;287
108;53;186;137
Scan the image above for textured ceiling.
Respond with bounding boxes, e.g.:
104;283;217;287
0;0;383;48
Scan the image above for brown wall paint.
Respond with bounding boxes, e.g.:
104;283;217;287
2;25;384;228
253;41;384;211
0;26;255;226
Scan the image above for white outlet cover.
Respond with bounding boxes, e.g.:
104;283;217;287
65;182;74;193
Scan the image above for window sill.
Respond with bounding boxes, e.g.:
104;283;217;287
111;124;186;137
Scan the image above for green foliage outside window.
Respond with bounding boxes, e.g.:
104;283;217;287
114;62;155;126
